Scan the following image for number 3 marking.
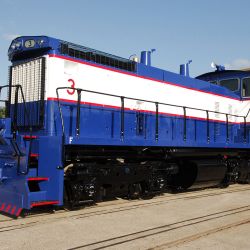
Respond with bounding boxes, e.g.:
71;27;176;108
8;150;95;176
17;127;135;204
67;79;75;95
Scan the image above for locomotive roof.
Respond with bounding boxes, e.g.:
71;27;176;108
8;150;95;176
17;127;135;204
196;70;250;79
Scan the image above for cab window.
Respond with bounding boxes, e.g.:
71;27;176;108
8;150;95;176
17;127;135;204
219;79;239;91
242;77;250;97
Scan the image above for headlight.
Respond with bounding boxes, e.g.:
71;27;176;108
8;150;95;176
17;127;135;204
15;41;21;48
37;39;44;46
10;41;22;50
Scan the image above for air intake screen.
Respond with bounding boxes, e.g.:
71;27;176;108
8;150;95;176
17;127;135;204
60;43;137;72
9;57;45;128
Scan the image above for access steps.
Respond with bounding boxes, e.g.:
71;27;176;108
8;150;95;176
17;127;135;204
23;135;60;214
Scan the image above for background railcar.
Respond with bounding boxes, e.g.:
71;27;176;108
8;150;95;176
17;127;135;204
0;36;249;217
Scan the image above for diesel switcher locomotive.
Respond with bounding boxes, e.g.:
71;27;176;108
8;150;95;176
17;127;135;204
0;36;249;217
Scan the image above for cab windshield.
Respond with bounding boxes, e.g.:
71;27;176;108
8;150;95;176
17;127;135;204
242;78;250;97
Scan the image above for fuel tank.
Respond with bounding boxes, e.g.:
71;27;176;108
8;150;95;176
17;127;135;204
170;159;227;190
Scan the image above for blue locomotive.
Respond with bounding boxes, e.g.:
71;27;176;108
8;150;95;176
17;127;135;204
0;35;249;217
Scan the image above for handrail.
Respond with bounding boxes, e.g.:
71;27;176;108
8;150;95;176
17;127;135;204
245;108;250;118
183;107;187;141
0;84;32;175
226;114;229;142
56;86;249;143
120;96;125;141
244;117;247;143
155;102;159;141
206;111;210;142
76;89;81;136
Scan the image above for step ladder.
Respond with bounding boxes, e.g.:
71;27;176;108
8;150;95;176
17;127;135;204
23;135;60;211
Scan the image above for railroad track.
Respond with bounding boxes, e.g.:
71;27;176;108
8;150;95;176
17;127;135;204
67;206;250;250
0;185;249;233
150;218;250;249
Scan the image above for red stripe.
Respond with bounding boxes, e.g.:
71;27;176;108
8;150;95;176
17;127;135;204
30;153;39;158
48;97;119;110
0;203;5;211
11;206;16;215
49;54;137;78
31;201;59;208
49;54;240;101
5;204;11;213
28;177;49;181
47;97;244;125
23;135;37;139
15;208;22;217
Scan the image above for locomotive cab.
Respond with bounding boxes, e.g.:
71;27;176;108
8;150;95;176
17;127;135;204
196;69;250;99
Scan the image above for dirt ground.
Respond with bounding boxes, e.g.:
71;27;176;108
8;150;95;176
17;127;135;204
0;184;249;250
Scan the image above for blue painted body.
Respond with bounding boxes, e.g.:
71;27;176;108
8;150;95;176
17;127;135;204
46;100;247;148
0;118;63;215
0;35;250;216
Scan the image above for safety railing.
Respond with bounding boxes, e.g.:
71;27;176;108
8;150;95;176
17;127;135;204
0;84;32;175
56;87;250;144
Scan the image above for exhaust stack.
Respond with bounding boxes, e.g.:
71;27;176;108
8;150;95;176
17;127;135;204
180;60;192;77
140;49;156;66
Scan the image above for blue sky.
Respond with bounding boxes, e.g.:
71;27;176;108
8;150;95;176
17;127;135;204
0;0;250;86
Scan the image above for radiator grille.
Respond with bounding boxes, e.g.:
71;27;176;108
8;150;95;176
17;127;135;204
9;57;45;128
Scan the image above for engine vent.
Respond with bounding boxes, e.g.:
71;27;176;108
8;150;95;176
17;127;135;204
60;42;137;73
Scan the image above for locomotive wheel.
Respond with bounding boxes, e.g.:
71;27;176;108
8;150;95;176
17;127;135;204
128;183;143;199
63;182;74;209
219;182;229;188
